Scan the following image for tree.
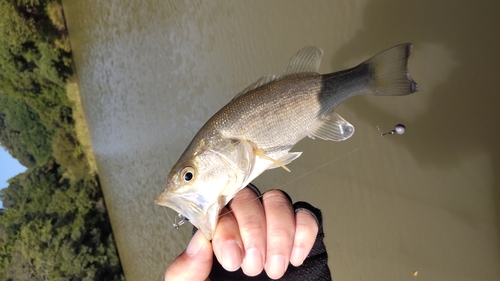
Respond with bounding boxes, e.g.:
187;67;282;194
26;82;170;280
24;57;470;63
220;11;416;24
0;1;124;279
0;164;124;280
0;94;54;165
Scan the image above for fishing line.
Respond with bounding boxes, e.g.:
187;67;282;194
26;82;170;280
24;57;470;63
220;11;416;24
217;145;363;220
150;23;180;230
270;146;362;192
155;120;404;228
218;123;404;219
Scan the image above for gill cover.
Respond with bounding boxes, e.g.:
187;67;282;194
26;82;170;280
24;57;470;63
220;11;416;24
155;138;255;239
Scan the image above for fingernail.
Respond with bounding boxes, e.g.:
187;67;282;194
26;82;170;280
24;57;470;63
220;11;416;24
266;254;288;279
241;248;263;276
290;247;307;266
186;231;204;257
221;240;242;271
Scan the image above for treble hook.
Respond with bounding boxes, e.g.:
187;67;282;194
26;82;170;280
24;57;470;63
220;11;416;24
173;213;189;229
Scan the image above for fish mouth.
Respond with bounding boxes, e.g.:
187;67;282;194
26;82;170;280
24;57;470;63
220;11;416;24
154;191;180;210
155;190;219;240
154;190;202;219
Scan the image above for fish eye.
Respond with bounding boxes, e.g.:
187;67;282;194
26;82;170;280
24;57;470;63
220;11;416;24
180;167;195;182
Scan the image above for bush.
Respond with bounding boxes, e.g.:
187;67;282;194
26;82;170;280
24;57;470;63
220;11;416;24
45;1;65;31
52;130;90;179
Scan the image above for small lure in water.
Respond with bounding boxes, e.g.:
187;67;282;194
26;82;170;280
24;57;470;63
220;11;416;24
377;124;406;136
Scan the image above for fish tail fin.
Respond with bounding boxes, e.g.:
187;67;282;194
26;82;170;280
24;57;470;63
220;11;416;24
363;43;419;96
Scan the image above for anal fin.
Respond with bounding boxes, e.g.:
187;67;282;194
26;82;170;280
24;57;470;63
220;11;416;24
309;112;355;141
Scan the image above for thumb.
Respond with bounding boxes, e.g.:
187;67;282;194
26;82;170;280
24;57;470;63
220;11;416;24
165;230;213;281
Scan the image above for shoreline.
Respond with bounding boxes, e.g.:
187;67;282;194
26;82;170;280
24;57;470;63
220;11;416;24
65;77;98;176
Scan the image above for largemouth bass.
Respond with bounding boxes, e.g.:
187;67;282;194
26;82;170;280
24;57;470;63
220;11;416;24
155;44;418;239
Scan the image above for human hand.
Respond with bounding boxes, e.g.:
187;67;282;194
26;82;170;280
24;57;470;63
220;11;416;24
164;186;320;280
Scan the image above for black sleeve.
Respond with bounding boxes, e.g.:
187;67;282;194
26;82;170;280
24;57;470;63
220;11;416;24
206;186;332;281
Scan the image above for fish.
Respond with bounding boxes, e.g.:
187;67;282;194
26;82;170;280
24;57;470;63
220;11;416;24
155;43;418;240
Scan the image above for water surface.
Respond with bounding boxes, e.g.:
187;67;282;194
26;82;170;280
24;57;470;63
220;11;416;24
62;1;500;280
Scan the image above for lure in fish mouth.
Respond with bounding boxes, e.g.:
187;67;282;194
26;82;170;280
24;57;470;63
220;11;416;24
155;43;418;240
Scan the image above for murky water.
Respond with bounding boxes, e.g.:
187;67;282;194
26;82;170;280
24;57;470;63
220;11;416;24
61;0;500;280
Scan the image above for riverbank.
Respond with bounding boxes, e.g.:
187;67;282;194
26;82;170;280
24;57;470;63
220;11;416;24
0;1;125;279
65;78;98;175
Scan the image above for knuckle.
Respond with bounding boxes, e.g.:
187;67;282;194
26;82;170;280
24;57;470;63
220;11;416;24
268;225;294;244
240;216;266;234
263;189;286;199
295;212;319;237
217;209;234;223
263;190;293;210
232;188;258;205
295;211;318;229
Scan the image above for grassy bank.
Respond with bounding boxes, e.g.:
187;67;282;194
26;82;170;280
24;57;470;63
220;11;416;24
65;78;98;175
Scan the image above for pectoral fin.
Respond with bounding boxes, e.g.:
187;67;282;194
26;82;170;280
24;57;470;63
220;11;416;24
253;148;302;172
309;112;355;141
267;152;303;171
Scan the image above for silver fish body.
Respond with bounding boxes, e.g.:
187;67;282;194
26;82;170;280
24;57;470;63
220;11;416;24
156;44;418;239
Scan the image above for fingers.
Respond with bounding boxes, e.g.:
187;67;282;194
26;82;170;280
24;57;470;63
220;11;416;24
262;190;295;279
164;230;213;281
212;207;244;272
290;210;319;266
211;187;320;280
228;187;266;276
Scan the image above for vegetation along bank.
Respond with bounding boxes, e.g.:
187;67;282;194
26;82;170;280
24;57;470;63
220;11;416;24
0;0;125;280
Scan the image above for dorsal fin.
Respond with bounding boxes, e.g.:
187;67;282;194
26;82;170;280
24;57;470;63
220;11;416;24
280;46;323;76
232;46;323;100
232;74;276;100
